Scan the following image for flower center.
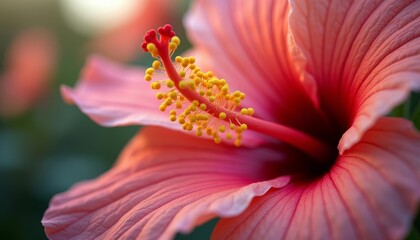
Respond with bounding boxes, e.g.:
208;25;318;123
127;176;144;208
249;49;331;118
141;24;334;163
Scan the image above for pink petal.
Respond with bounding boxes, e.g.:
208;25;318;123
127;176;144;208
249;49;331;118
184;0;328;138
288;0;420;152
61;55;177;129
213;117;420;239
43;127;291;239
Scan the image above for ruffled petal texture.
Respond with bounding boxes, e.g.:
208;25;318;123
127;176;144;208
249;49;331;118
61;55;178;129
184;0;330;139
288;0;420;152
212;117;420;240
42;127;291;240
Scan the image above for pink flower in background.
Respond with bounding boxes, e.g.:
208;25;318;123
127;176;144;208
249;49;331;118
44;0;420;239
88;0;175;62
0;28;57;117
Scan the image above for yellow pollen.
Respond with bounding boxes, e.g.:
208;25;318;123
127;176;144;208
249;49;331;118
146;68;155;75
171;36;181;46
169;42;177;51
152;60;161;69
147;43;157;53
199;103;206;110
179;80;187;89
156;92;164;100
144;74;152;81
166;80;175;88
226;133;233;140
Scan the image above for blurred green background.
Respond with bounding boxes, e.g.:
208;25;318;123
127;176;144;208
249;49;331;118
0;0;419;239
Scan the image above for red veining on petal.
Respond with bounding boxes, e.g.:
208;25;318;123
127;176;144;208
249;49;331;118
141;24;334;163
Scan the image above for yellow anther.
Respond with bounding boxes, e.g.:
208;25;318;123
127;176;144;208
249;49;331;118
206;90;213;96
156;92;164;100
168;92;177;100
147;43;157;53
171;36;181;46
159;104;166;112
164;98;172;106
226;133;233;140
179;80;187;89
152;60;161;69
175;56;183;63
151;82;161;90
240;93;245;100
219;125;226;132
230;123;235;130
144;74;153;81
199;103;206;110
169;115;177;122
179;70;186;78
214;137;221;144
182;59;189;68
240;108;249;115
192;100;199;106
189;115;197;123
222;85;229;93
165;80;174;88
189;64;196;70
206;71;213;78
209;96;216;102
175;102;183;109
189;104;197;111
199;90;205;96
169;42;177;51
179;118;185;124
240;124;248;131
186;124;193;131
197;71;204;78
196;129;203;136
169;110;177;115
219;112;227;120
189;57;195;64
146;68;155;75
247;108;255;115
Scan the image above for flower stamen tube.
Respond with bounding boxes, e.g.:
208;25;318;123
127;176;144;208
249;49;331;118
141;24;333;163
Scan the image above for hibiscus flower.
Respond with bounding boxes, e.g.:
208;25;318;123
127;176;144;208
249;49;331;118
43;0;420;239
